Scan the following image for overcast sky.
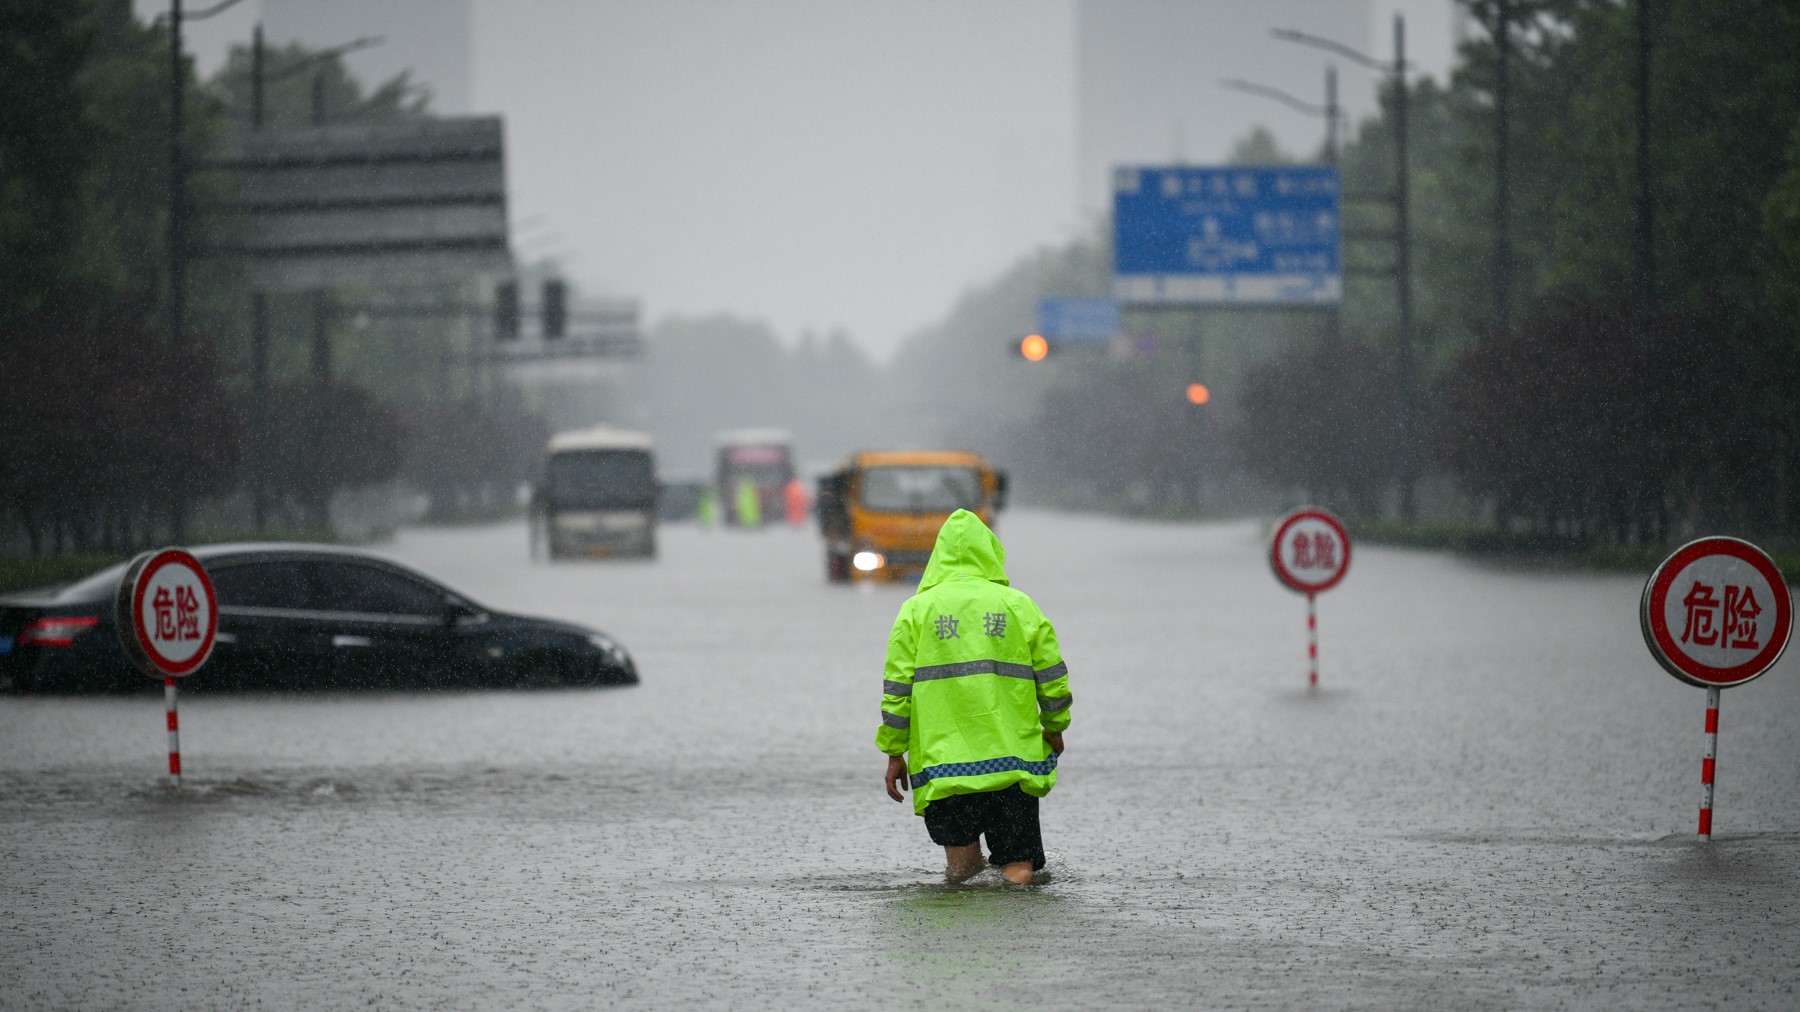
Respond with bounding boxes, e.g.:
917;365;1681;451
151;0;1459;360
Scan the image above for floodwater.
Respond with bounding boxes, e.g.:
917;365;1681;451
3;512;1798;1009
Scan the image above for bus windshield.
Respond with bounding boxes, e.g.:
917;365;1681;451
546;450;657;509
859;466;983;513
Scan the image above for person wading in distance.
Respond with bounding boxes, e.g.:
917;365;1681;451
877;509;1072;884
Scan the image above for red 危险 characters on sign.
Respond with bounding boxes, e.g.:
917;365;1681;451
1680;582;1720;646
1292;531;1337;571
154;587;177;640
1680;581;1762;651
1723;585;1762;650
1291;532;1314;568
1311;532;1337;570
175;586;200;640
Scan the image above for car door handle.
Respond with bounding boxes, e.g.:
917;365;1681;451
332;635;373;648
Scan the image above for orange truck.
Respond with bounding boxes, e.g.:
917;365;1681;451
815;450;1008;583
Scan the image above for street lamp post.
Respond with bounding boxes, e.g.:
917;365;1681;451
1632;0;1654;303
1218;70;1343;163
241;27;382;529
1218;67;1344;344
1494;0;1512;336
1272;16;1418;520
168;0;185;347
167;0;253;348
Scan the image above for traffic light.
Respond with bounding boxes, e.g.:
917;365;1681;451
1185;383;1211;406
1019;333;1049;362
542;278;567;339
494;281;519;340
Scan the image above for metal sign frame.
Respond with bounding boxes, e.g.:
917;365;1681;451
212;116;509;290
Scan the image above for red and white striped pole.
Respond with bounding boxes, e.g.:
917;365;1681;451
165;675;182;787
1307;592;1318;687
1698;686;1719;840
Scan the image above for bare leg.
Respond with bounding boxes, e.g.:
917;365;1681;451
944;844;985;883
1000;861;1034;885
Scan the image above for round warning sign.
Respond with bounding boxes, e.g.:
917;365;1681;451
115;548;218;678
1270;507;1352;595
1641;537;1791;689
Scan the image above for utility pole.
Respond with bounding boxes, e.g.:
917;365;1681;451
1494;0;1512;336
1393;14;1417;521
311;69;332;383
250;23;270;531
1325;65;1341;346
1325;65;1339;164
1269;17;1418;519
1632;0;1654;304
168;0;186;347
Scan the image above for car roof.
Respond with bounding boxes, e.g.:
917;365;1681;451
848;449;991;469
546;426;655;453
19;543;466;605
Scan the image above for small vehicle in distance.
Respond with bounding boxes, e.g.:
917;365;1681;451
531;426;659;559
715;428;794;527
656;476;709;523
0;544;637;694
816;450;1007;583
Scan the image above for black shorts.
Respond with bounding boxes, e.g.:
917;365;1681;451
922;785;1045;870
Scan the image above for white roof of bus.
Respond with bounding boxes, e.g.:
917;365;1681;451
547;426;655;452
715;428;792;446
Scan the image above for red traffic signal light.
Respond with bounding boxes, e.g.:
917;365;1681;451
1185;383;1210;405
1019;334;1049;362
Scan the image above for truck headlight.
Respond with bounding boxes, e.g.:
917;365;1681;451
852;551;885;572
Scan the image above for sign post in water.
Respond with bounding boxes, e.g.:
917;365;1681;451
115;549;218;787
1269;508;1352;688
1640;537;1791;840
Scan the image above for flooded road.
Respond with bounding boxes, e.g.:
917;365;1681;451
4;512;1798;1008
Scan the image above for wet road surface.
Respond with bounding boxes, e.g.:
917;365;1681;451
4;512;1799;1008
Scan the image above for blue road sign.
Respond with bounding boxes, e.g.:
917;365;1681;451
1037;297;1120;342
1112;165;1341;306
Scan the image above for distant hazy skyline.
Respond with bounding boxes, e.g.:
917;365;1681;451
144;0;1459;359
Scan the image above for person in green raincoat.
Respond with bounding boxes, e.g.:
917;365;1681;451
877;508;1072;884
734;477;762;527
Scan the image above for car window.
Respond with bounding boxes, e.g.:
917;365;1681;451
307;562;446;616
209;562;315;610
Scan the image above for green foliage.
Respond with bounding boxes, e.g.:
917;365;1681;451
0;292;241;554
261;379;405;526
1228;126;1292;165
0;0;98;326
1235;335;1400;516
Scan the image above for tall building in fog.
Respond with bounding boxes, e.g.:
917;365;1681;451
264;0;472;115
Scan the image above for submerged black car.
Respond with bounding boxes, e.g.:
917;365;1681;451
0;544;637;693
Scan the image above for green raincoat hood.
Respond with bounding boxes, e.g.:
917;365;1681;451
918;509;1009;590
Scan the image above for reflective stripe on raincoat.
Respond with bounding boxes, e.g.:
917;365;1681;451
876;508;1072;815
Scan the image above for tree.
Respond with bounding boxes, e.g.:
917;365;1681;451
1437;281;1784;541
1233;334;1401;516
400;392;549;520
0;0;97;329
262;380;404;527
0;293;239;553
